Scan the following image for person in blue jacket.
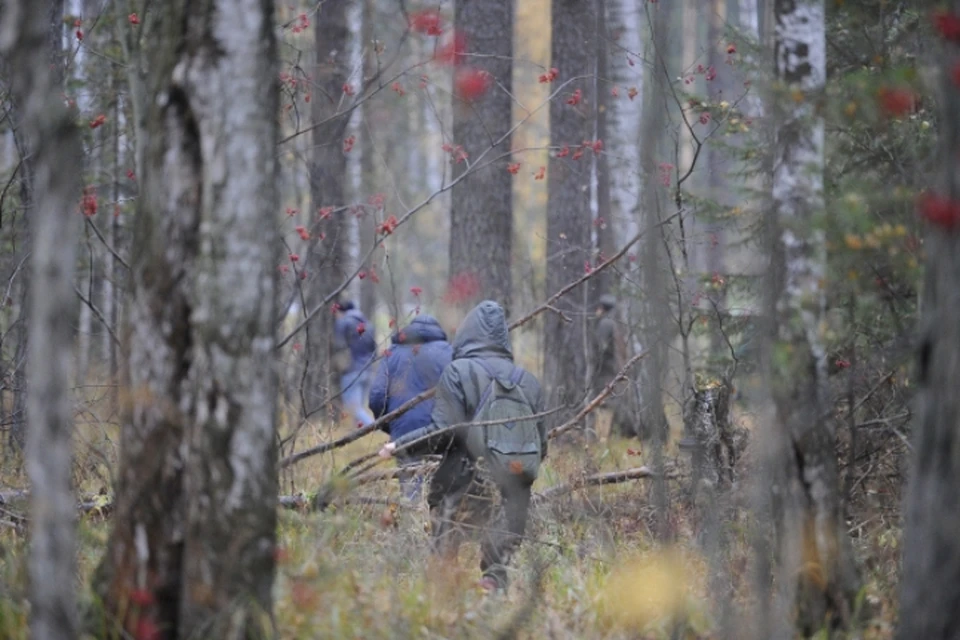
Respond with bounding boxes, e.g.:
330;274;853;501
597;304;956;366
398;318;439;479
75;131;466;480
333;300;377;427
368;314;453;500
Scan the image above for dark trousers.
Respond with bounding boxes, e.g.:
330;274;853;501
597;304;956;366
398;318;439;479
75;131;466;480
427;454;532;589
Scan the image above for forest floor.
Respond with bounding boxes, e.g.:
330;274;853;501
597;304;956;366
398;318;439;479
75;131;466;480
0;403;902;639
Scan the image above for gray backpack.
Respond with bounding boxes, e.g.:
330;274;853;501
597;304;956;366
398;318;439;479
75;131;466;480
464;362;541;484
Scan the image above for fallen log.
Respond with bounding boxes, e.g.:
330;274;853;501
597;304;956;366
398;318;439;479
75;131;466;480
535;466;658;501
4;464;663;528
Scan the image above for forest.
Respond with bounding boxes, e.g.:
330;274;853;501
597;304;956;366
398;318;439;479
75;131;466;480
0;0;958;638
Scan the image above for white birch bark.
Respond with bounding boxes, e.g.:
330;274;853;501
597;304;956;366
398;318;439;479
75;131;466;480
178;0;280;630
97;1;280;637
609;0;644;239
769;0;859;633
0;0;81;638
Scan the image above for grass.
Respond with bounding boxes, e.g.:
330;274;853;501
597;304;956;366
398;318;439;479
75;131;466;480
0;396;903;639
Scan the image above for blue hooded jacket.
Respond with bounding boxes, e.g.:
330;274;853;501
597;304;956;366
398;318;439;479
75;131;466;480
334;308;376;374
368;314;453;442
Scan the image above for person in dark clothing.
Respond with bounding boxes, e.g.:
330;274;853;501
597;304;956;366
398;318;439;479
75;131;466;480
590;294;622;442
379;301;546;592
368;314;453;500
333;300;377;427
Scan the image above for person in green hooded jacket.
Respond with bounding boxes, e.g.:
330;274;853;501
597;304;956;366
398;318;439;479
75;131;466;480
379;300;546;592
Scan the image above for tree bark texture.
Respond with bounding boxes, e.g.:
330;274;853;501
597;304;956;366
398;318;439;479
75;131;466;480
607;0;643;236
358;0;379;318
637;0;672;541
592;0;616;304
2;0;64;454
545;0;593;423
304;0;350;417
636;0;670;446
769;0;859;632
1;0;80;637
897;3;960;637
96;2;280;638
449;0;514;315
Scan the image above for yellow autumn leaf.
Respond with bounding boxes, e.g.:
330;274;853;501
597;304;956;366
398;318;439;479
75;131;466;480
844;234;863;250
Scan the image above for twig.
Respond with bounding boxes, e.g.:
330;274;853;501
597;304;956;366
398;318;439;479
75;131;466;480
278;387;435;469
548;350;649;439
277;494;412;511
84;216;130;271
510;213;680;333
340;407;563;477
74;284;122;348
353;461;439;487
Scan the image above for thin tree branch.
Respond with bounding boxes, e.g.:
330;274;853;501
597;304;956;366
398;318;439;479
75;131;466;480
73;284;121;349
84;216;130;271
548;349;649;439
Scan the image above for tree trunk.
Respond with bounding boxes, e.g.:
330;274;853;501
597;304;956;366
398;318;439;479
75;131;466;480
303;0;350;418
769;0;859;632
96;2;280;638
897;4;960;637
607;0;643;234
705;0;729;361
449;0;514;315
638;0;671;539
1;1;79;637
545;0;593;424
738;0;763;119
678;0;698;181
102;79;121;384
358;0;378;318
592;0;616;304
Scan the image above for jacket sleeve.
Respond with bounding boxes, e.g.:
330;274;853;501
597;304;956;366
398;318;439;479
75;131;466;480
368;355;390;425
393;363;466;451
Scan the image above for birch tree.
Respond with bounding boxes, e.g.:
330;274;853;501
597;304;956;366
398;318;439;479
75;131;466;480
768;0;859;631
898;3;960;637
96;1;280;637
1;0;81;637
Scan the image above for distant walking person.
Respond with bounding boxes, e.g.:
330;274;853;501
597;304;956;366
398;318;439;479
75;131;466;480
333;300;377;427
590;294;622;442
379;301;546;593
369;314;453;500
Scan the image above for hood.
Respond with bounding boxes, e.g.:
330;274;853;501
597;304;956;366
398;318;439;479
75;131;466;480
451;300;512;359
393;314;447;345
598;294;617;310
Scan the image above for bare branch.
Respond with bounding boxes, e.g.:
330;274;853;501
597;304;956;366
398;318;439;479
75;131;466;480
548;349;648;439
